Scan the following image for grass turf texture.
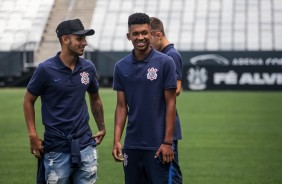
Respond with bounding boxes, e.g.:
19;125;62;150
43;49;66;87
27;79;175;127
0;88;281;184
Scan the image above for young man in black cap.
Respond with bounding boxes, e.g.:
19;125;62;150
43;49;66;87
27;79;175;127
23;19;106;184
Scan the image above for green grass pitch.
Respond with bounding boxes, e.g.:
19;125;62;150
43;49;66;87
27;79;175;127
0;88;281;184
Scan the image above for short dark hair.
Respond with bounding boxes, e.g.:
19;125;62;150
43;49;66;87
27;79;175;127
128;13;150;26
150;17;165;36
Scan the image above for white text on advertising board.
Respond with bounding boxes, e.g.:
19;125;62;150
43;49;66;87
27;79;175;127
214;71;282;85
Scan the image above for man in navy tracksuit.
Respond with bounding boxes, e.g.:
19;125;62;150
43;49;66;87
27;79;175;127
112;13;177;184
150;16;183;184
23;19;106;184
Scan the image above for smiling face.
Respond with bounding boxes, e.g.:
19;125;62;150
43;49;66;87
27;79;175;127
62;34;88;56
127;23;152;54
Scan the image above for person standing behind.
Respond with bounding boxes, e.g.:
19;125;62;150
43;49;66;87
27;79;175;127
23;19;106;184
112;12;177;184
150;17;183;184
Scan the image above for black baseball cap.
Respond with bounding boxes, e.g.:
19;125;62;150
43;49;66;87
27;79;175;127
56;19;95;38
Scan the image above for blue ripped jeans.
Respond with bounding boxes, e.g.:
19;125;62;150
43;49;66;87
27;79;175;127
44;146;98;184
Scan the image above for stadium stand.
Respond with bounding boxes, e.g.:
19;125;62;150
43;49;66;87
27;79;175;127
0;0;54;51
1;0;281;56
36;0;96;63
0;0;282;87
0;0;95;86
88;0;282;51
0;0;54;86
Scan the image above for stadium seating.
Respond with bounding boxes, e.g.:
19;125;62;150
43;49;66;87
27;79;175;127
1;0;281;87
0;0;54;51
88;0;282;51
1;0;282;52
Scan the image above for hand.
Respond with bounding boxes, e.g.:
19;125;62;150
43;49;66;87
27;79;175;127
29;135;43;159
112;142;124;162
93;129;106;145
155;144;174;164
